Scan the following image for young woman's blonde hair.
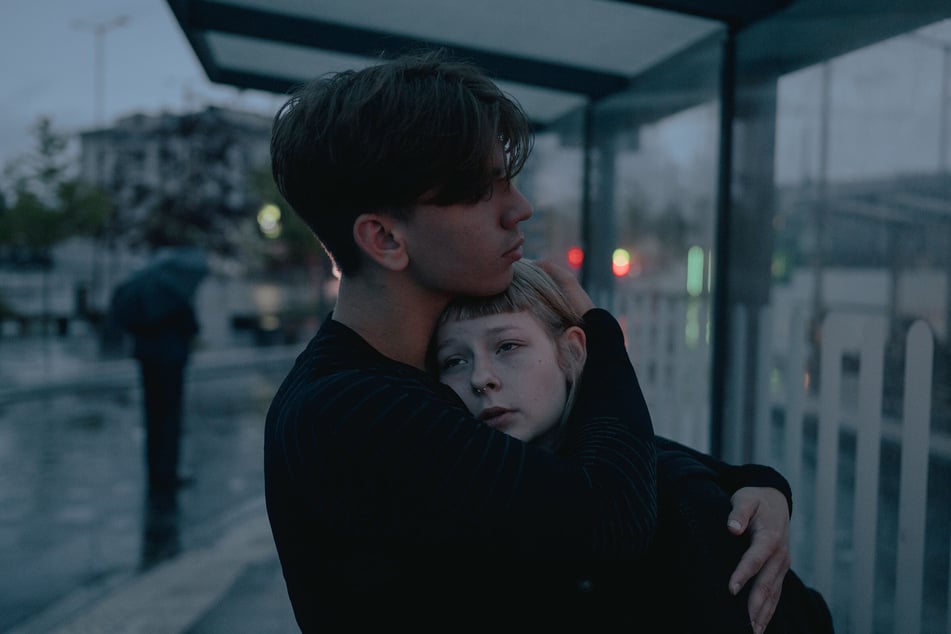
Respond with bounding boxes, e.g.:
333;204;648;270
430;260;588;443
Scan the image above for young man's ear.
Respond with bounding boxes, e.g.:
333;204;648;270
353;213;409;271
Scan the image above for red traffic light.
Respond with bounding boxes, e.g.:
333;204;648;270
567;246;584;270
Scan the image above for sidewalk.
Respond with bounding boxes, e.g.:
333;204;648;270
9;497;297;634
0;339;304;633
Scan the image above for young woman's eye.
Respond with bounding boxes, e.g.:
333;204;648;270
497;341;521;354
439;356;466;372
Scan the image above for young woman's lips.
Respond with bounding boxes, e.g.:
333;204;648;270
480;407;515;429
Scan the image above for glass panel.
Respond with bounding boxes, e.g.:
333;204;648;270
732;12;951;633
587;40;724;453
519;108;586;269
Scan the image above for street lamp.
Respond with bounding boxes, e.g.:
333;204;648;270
72;15;130;126
71;14;129;320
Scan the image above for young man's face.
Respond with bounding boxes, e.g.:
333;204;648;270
401;150;533;298
434;311;568;443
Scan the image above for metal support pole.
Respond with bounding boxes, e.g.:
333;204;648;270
709;26;737;459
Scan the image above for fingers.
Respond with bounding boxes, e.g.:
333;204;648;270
726;493;756;536
746;548;791;634
726;490;760;592
727;487;789;592
534;259;596;314
726;486;791;632
728;530;769;596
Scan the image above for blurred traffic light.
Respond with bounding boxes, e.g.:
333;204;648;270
612;248;631;277
567;246;584;270
257;203;282;239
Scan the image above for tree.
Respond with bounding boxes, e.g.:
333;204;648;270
241;164;336;338
0;117;114;323
0;117;113;264
245;164;326;274
110;108;270;258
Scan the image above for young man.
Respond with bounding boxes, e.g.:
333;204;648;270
265;50;790;631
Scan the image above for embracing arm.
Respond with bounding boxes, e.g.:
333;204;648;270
266;322;656;563
654;436;792;514
655;435;792;633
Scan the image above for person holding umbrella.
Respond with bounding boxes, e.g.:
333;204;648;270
110;246;208;494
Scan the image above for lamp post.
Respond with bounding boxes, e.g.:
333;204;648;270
71;14;129;322
72;15;130;126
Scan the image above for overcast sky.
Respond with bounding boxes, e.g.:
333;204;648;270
4;2;950;186
0;0;285;169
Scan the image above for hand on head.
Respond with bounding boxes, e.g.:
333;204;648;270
533;259;596;315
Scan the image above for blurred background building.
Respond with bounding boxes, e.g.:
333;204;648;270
1;104;332;353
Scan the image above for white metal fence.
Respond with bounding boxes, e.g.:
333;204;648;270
612;290;712;452
761;308;943;634
613;290;948;634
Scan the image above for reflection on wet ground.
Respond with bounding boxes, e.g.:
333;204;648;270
140;489;182;570
0;355;290;632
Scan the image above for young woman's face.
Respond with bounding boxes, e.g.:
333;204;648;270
434;311;569;443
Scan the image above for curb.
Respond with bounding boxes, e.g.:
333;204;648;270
8;498;275;634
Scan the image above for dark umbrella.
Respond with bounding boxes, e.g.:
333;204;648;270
111;247;209;333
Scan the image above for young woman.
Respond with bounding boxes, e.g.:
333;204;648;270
430;259;834;633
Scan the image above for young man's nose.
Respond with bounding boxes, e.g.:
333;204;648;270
501;183;533;228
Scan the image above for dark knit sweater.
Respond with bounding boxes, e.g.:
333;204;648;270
264;308;657;630
557;314;797;631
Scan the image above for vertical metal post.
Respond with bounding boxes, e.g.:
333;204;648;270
580;103;594;290
708;26;737;458
939;44;949;173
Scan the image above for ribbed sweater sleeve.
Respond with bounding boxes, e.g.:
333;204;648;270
265;311;657;563
654;435;793;517
559;308;658;555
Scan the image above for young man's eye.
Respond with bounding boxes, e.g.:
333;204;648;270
480;172;509;202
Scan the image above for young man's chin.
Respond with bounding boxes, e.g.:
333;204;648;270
481;269;516;296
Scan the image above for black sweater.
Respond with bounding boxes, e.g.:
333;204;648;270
558;313;794;631
264;308;657;630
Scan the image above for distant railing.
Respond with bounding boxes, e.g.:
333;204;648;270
612;290;712;452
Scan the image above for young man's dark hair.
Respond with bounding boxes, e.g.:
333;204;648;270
270;49;533;274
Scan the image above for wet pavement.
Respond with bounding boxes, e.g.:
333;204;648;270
0;334;303;633
2;332;949;633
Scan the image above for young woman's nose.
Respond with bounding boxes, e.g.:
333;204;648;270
469;360;500;395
